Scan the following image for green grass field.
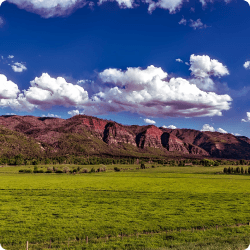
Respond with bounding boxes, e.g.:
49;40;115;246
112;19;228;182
1;164;250;249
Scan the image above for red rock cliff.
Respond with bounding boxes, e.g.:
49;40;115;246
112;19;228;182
136;126;163;149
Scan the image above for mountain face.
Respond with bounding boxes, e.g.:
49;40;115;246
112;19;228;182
0;115;250;159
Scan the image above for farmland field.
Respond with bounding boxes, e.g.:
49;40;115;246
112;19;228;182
1;164;250;249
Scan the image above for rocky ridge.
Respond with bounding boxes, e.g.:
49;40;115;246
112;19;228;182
0;115;250;159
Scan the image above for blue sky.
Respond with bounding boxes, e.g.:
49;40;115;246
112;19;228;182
0;0;250;136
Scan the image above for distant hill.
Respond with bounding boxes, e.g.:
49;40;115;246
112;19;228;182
0;114;250;160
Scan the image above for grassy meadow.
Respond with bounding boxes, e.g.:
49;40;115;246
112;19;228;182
1;164;250;249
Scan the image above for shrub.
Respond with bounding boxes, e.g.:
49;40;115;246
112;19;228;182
236;167;240;174
214;161;220;166
90;167;95;173
47;167;53;172
19;169;32;173
32;159;39;165
114;167;120;172
81;168;88;173
55;170;63;173
45;170;53;173
63;167;70;173
140;163;146;169
241;167;244;174
178;161;185;167
97;167;106;172
245;169;248;174
34;169;44;173
151;165;155;168
223;167;228;174
248;167;250;174
73;169;77;173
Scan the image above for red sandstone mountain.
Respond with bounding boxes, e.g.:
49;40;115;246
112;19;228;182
0;114;250;159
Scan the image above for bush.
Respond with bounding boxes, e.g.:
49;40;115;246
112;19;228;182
63;167;70;173
90;167;95;173
34;169;44;173
114;167;120;172
151;165;155;168
178;161;185;167
140;163;146;169
97;166;106;172
47;167;53;172
241;167;244;174
81;168;88;173
45;170;52;173
55;170;63;173
19;169;32;173
32;159;39;165
223;167;228;174
214;161;220;166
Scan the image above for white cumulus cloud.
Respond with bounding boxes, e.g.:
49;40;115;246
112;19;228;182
189;54;229;91
0;74;20;99
0;74;33;111
189;77;215;91
24;73;89;109
146;0;184;13
11;62;27;72
2;0;234;17
86;65;232;117
42;113;61;118
241;112;250;122
201;124;215;132
217;127;227;133
144;118;156;124
98;0;134;8
176;58;183;63
68;109;84;116
5;0;88;18
190;54;229;78
201;124;228;133
8;55;14;59
244;61;250;70
178;17;187;25
189;19;207;30
162;125;177;129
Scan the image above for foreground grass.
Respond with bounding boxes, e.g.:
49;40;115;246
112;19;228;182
1;165;250;249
